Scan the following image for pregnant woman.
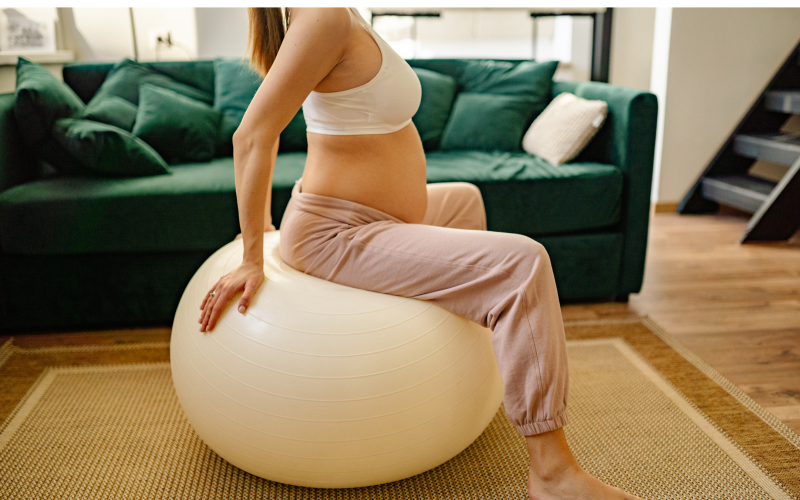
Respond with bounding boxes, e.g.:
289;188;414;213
198;8;641;500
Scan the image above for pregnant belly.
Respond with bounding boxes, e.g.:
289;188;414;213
302;123;428;224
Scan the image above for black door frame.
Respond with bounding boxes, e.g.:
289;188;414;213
530;9;613;83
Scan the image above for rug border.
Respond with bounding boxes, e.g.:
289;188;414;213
0;318;797;499
573;337;794;500
1;337;792;500
564;316;800;451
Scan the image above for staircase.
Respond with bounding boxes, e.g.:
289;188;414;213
678;40;800;243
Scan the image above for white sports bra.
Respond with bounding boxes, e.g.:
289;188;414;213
302;8;422;135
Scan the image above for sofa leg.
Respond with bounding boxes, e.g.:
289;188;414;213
613;293;629;303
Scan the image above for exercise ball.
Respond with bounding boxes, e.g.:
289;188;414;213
170;231;503;488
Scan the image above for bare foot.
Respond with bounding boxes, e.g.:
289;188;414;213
528;464;642;500
525;428;643;500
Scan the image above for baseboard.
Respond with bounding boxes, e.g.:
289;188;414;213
653;202;679;213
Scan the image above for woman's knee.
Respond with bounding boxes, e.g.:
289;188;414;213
453;182;483;204
453;183;486;230
507;235;552;273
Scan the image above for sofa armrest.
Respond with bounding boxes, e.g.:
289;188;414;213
552;81;658;296
0;92;36;193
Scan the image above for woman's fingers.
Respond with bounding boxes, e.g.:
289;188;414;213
197;264;264;332
200;285;217;311
202;293;222;332
238;278;259;314
199;283;222;331
206;284;234;332
200;293;216;331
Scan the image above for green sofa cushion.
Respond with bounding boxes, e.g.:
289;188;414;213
462;60;558;99
79;95;138;131
89;59;213;107
213;58;262;129
212;58;307;156
0;93;37;192
0;153;303;255
62;60;215;105
13;58;87;175
0;150;621;255
425;150;622;235
407;59;557;96
440;93;535;152
279;110;308;153
436;61;558;153
133;84;221;164
14;58;86;147
412;67;457;151
213;58;260;156
0;158;239;255
53;118;170;178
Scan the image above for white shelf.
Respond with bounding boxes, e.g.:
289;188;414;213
0;50;75;66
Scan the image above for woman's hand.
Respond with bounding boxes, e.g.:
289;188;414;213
198;261;265;332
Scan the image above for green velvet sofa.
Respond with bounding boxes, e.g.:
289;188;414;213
0;59;657;332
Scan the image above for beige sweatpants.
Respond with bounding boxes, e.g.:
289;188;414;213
279;180;569;436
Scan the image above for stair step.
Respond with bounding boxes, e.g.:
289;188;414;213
764;91;800;113
701;174;776;213
733;133;800;166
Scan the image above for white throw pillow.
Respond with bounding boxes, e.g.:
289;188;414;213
521;92;607;166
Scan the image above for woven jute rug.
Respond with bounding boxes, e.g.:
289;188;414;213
0;318;798;500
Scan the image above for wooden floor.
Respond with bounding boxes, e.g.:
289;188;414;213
5;210;800;433
562;210;800;433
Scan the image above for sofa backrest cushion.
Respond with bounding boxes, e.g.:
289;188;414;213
440;93;538;152
212;58;307;156
13;58;89;177
213;59;261;127
279;111;308;153
407;59;557;97
0;93;37;193
88;59;213;107
79;96;138;132
431;59;559;152
132;84;221;164
63;60;215;105
411;67;457;151
14;58;86;148
59;58;559;158
460;60;558;99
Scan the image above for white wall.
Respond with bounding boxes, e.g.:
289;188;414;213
71;8;134;61
652;8;800;204
649;7;673;205
195;8;248;60
609;8;655;91
132;8;197;61
69;7;196;62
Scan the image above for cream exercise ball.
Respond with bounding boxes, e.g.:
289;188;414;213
170;231;504;488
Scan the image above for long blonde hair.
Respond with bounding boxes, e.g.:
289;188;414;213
246;8;289;77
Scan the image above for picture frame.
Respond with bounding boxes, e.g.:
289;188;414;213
0;8;57;53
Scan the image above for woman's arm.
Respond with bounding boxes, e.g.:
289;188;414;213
264;136;278;231
234;135;278;240
199;8;351;332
